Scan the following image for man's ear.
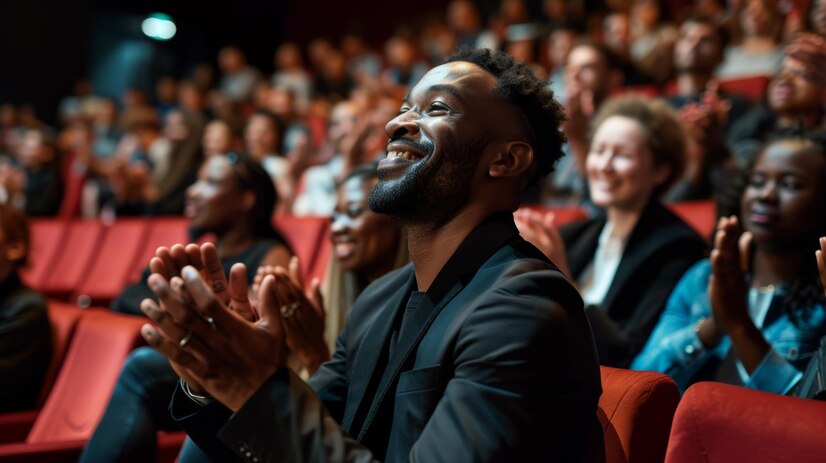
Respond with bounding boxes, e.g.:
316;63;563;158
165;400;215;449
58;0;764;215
489;141;534;179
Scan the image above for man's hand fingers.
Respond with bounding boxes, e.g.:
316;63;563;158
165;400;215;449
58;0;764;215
156;246;179;277
170;244;189;273
288;256;303;288
257;274;286;340
140;324;210;372
180;266;241;333
149;272;218;339
185;243;204;271
149;256;168;279
200;243;230;305
228;263;257;321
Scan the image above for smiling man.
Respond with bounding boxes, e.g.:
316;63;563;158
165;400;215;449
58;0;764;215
142;48;603;462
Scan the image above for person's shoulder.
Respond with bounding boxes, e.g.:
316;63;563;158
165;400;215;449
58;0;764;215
644;202;705;244
2;284;48;317
470;245;582;313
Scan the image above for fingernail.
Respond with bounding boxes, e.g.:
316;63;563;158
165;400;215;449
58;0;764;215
182;266;198;281
141;324;156;340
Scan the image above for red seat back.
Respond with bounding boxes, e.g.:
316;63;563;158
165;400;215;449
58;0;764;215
128;217;191;283
41;220;104;299
35;302;85;407
21;219;67;291
666;200;716;239
718;75;771;102
26;310;145;444
599;366;681;463
517;205;589;227
274;215;331;283
666;382;826;463
74;219;149;306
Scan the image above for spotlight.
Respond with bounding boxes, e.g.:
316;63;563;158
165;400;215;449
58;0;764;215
141;13;176;41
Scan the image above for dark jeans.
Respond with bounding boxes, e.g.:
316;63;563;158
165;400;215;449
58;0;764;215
79;347;211;462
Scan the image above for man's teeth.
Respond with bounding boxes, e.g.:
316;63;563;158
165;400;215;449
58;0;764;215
388;151;420;161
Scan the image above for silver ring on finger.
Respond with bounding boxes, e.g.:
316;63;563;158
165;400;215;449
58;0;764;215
280;303;298;319
179;331;193;348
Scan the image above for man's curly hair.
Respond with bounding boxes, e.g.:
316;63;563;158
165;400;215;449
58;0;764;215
445;48;567;181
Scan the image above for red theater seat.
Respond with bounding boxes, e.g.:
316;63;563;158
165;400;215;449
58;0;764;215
128;217;192;283
274;215;331;284
667;200;716;238
599;366;681;463
718;75;771;102
74;219;149;306
517;205;589;227
21;219;67;291
0;310;146;462
665;382;826;463
40;220;104;300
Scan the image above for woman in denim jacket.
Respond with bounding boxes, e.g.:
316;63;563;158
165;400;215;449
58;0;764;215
633;133;826;394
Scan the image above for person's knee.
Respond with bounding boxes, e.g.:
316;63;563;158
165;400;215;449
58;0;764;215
119;347;174;393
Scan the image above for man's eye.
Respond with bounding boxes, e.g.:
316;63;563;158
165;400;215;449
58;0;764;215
429;103;449;112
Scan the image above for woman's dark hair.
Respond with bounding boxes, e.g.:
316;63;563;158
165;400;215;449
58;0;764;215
226;152;286;242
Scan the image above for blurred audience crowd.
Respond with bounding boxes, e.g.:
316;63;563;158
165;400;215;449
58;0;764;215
3;0;826;438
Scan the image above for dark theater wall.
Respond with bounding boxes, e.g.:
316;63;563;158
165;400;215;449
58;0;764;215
0;0;91;126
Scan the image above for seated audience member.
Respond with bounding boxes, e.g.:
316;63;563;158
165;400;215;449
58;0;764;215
633;133;826;394
243;111;294;208
113;152;291;313
0;203;50;412
145;109;206;215
271;42;313;114
544;22;580;103
14;128;62;216
217;46;261;104
716;0;784;78
629;0;677;84
805;0;826;37
82;153;291;463
545;40;620;205
519;96;706;367
602;12;656;86
728;33;826;164
142;49;603;462
201;119;238;158
665;16;749;200
291;100;360;216
667;16;752;137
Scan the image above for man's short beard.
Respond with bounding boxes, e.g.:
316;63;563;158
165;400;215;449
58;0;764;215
368;136;488;224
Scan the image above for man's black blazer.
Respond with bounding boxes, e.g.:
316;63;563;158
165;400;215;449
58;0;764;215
172;213;604;462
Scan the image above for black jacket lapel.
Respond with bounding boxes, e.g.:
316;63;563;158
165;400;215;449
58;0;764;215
355;212;520;439
341;269;415;432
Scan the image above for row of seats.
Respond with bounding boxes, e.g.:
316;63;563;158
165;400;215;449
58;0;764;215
22;215;333;307
615;75;772;103
2;300;821;462
22;201;715;309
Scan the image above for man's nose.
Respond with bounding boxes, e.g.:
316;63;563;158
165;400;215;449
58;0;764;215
385;111;420;140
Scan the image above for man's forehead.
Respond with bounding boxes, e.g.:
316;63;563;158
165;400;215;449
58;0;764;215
406;61;497;100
